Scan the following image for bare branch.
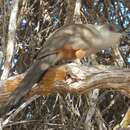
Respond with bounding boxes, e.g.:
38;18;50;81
0;63;130;104
73;0;82;23
1;0;20;80
64;0;75;25
2;95;40;126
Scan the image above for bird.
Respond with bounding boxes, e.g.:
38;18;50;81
5;23;122;111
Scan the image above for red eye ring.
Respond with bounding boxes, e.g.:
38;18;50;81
108;25;115;32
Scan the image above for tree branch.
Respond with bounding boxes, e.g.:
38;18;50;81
1;0;20;80
0;63;129;104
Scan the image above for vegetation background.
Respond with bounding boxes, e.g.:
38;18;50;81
0;0;130;130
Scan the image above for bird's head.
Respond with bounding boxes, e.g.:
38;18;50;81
95;23;123;48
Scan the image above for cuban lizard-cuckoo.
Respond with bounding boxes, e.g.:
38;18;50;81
5;24;122;109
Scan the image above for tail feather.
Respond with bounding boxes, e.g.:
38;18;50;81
5;53;61;110
0;64;67;105
8;61;48;105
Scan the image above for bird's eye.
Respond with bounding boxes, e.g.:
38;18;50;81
108;25;115;32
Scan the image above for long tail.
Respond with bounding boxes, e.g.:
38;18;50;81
5;52;60;111
0;64;67;104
